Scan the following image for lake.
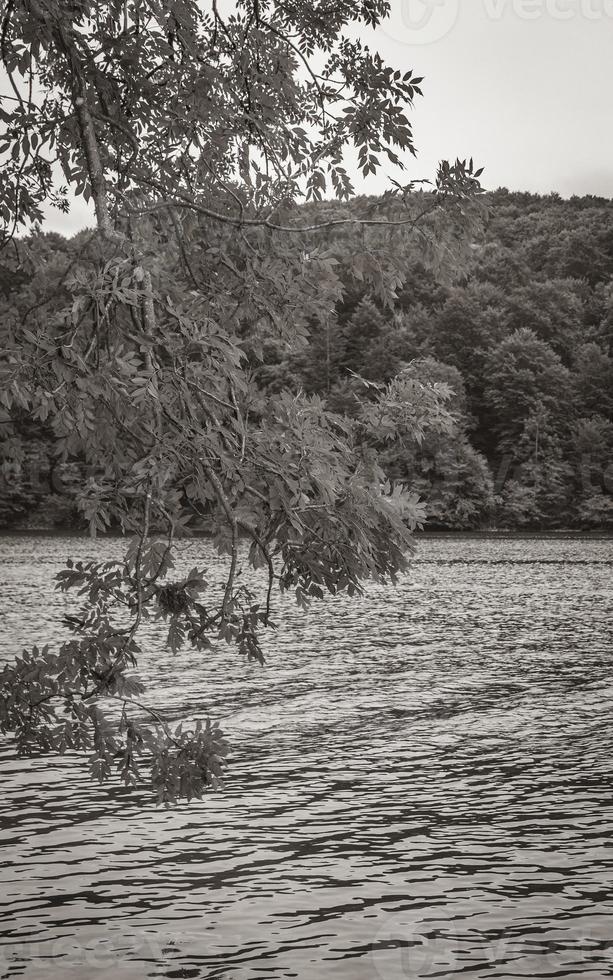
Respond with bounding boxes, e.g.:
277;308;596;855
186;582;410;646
1;533;612;980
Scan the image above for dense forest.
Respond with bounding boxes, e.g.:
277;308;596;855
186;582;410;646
2;187;613;532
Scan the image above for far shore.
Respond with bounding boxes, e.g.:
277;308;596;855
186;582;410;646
1;526;612;540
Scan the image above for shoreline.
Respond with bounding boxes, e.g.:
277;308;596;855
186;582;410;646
1;526;612;540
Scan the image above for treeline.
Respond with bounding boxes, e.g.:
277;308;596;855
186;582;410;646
259;188;613;529
2;188;613;530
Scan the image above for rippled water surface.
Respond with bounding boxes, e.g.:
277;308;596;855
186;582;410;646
1;534;612;980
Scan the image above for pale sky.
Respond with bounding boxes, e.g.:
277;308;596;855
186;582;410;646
11;0;613;235
358;0;613;200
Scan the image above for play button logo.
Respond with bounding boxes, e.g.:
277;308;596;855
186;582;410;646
379;0;460;45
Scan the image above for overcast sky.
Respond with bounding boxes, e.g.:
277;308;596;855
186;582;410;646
354;0;613;200
24;0;613;234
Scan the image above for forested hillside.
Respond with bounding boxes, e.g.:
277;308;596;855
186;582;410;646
2;187;613;531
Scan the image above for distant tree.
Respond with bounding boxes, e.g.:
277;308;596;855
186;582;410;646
423;284;504;390
483;329;573;450
380;358;494;529
475;242;531;290
339;297;389;376
384;434;495;530
496;407;574;529
502;280;585;358
572;344;613;419
568;416;613;528
395;261;449;313
540;227;612;286
0;413;49;526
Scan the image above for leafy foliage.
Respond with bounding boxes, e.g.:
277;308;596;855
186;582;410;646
0;0;485;801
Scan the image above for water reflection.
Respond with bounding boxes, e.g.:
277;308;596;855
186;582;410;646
0;534;612;979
